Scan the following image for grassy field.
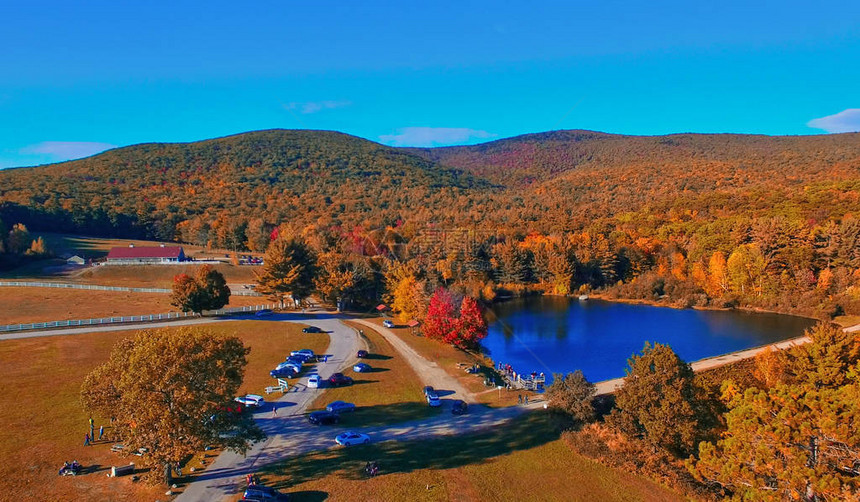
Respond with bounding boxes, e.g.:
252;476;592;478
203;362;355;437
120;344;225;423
307;321;436;428
0;287;266;325
251;413;683;502
0;232;263;287
0;320;323;502
363;318;526;407
35;232;259;262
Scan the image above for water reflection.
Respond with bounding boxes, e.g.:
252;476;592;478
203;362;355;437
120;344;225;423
485;297;816;383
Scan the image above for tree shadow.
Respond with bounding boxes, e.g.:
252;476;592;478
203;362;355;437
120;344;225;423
262;413;561;489
338;401;438;428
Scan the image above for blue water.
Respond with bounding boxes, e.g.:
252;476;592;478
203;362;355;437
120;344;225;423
484;296;816;383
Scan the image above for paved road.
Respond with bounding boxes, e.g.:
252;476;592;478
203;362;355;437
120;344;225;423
176;315;363;502
593;334;812;395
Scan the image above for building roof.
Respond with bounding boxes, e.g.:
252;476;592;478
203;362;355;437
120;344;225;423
106;245;184;260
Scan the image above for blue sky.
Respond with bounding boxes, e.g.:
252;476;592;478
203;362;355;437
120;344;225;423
1;1;859;168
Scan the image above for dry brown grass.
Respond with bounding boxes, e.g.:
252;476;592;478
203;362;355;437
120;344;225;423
306;321;435;427
250;413;684;502
0;320;323;501
36;232;258;262
0;287;266;325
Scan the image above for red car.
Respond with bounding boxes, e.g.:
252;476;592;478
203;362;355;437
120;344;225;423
328;373;354;387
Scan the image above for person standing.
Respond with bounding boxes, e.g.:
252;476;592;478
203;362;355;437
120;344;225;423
98;425;104;441
84;433;90;446
89;417;95;440
271;406;277;418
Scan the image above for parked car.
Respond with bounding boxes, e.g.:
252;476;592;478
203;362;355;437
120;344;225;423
255;309;273;317
270;366;299;378
302;326;322;333
423;386;435;397
307;374;321;388
426;391;441;407
353;363;371;373
326;401;356;413
284;355;306;365
335;431;370;446
328;373;353;387
234;394;265;408
243;484;290;501
307;410;340;425
382;319;395;328
276;361;302;372
356;350;368;358
451;400;468;415
291;349;315;359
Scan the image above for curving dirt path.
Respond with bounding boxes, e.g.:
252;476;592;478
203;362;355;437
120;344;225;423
350;319;475;404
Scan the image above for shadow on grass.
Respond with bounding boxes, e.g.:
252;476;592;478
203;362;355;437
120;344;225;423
338;401;440;428
289;490;329;502
361;367;390;374
263;413;562;490
362;354;393;361
349;379;380;386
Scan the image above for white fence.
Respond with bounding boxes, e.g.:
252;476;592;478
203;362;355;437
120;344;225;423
0;281;262;296
0;304;277;333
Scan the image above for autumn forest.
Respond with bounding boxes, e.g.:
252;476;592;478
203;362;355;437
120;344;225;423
2;129;860;320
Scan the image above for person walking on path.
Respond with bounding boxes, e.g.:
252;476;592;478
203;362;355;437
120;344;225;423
98;425;104;441
518;394;523;404
524;395;529;405
84;433;90;446
271;406;277;418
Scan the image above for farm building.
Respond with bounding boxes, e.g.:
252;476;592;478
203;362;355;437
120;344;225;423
66;255;86;265
105;244;187;265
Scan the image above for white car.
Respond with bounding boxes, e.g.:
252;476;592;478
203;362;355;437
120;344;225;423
335;431;370;446
382;319;395;328
234;394;265;408
307;374;321;388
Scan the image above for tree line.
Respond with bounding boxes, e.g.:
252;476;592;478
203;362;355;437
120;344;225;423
546;322;860;500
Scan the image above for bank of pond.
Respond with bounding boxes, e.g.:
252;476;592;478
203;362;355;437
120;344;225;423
484;296;816;384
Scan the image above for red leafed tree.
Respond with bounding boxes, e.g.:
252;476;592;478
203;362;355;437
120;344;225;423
424;288;459;344
451;296;487;350
424;288;487;351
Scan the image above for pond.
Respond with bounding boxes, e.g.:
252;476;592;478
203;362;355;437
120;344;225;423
484;296;816;383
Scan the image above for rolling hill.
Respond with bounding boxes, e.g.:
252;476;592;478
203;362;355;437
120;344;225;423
2;129;860;244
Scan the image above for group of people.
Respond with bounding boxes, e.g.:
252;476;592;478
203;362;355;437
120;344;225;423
83;417;106;446
58;460;81;476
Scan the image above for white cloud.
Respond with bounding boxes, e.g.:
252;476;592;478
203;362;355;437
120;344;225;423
283;100;351;114
379;127;496;147
807;108;860;133
20;141;116;162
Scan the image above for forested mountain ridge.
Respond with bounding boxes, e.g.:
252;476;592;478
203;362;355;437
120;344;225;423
3;128;860;318
0;129;492;242
2;129;860;242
